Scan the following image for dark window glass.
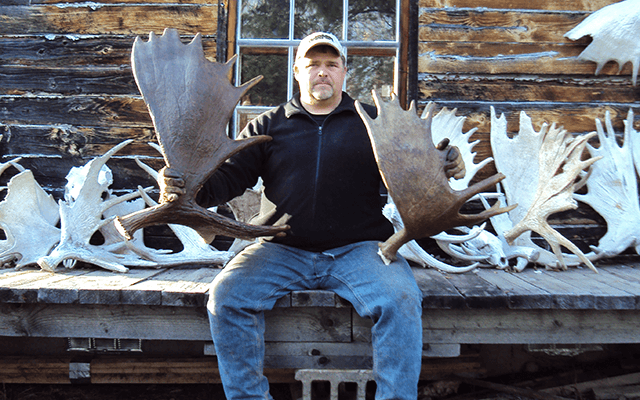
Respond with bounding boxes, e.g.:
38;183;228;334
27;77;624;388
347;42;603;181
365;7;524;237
241;0;290;39
240;51;289;107
294;0;343;39
346;54;395;104
348;0;395;41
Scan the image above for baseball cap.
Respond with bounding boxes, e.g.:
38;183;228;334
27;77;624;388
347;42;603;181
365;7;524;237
295;32;346;61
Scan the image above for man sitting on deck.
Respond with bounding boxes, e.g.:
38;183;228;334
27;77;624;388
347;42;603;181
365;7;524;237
160;31;465;400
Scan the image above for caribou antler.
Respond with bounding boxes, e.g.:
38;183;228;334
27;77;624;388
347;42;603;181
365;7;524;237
356;92;515;263
114;28;289;241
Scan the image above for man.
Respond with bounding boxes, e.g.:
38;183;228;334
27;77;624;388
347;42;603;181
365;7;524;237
161;32;464;399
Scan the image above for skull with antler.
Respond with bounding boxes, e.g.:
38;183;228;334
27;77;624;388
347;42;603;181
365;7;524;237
115;28;289;242
356;92;515;263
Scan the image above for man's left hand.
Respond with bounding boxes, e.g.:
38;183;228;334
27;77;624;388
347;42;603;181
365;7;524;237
436;138;466;180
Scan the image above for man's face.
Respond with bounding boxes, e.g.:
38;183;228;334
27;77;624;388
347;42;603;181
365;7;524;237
294;47;347;105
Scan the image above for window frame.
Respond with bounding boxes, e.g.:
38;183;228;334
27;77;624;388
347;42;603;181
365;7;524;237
225;0;411;136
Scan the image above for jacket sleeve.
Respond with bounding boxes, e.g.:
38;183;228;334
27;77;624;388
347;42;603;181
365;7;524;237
196;114;269;208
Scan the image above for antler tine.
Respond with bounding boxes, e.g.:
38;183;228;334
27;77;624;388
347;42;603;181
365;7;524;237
116;28;289;242
358;90;513;263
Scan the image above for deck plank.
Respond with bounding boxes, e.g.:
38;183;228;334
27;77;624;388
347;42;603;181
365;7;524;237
442;271;510;309
413;268;466;309
474;269;553;309
508;269;596;309
0;268;93;304
76;269;166;305
554;268;636;310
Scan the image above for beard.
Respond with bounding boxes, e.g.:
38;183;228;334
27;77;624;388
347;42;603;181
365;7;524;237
310;82;334;101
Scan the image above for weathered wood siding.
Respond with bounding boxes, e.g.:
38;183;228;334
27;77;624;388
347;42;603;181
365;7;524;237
418;0;640;168
0;0;220;197
418;0;640;249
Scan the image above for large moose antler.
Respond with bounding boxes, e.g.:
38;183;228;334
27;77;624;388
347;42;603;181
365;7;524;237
114;28;289;241
356;92;515;263
491;108;601;272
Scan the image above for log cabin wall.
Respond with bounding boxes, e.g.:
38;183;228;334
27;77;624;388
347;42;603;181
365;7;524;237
417;0;640;250
1;0;639;254
0;0;222;199
417;0;640;169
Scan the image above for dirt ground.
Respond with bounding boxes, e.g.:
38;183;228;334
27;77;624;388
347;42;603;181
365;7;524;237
0;382;543;400
0;383;253;400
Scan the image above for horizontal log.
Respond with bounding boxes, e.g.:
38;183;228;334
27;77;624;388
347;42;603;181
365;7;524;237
0;35;217;68
35;0;214;4
421;309;640;344
0;356;296;384
0;65;137;96
0;94;150;127
418;0;619;11
0;5;218;36
418;50;635;78
419;41;586;58
416;101;640;135
418;9;589;44
0;124;158;158
0;357;70;383
418;74;640;104
0;303;352;342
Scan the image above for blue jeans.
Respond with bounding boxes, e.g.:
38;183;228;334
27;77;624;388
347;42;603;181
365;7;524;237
207;241;423;400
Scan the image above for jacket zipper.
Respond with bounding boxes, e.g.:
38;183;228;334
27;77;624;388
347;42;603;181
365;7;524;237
311;124;323;220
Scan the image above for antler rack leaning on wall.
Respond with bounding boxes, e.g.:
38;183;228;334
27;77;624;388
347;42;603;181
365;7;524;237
115;28;289;242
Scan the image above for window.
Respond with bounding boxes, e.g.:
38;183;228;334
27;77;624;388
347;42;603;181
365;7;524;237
229;0;406;136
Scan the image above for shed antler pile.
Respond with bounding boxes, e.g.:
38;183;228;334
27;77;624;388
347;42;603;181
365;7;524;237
356;92;515;263
115;28;289;242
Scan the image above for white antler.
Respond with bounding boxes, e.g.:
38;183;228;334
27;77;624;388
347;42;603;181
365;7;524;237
491;108;601;272
573;109;640;258
382;200;479;273
565;0;640;85
427;102;493;191
0;168;60;269
37;140;156;272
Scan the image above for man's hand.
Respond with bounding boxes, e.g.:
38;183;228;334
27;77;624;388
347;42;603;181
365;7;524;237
436;138;466;180
158;167;185;203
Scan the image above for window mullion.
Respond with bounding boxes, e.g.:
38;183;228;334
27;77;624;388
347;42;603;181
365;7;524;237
288;0;296;100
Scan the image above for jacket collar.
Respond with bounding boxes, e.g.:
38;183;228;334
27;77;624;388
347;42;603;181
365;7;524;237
284;92;356;119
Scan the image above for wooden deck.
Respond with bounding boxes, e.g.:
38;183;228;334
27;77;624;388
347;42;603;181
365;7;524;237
2;258;640;384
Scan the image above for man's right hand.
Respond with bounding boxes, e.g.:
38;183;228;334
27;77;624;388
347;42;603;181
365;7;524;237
159;167;185;203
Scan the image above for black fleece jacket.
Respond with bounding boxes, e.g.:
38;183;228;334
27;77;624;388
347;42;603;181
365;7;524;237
198;92;394;252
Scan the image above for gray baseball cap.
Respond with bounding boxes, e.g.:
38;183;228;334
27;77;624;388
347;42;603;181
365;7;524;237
295;32;345;60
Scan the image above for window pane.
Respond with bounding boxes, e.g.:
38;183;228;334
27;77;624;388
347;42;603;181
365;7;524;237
346;55;395;104
241;0;290;39
348;0;395;41
294;0;343;39
240;52;289;107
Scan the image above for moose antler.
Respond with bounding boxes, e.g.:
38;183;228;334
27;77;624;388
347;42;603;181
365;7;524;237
114;28;289;241
356;92;515;263
491;109;602;272
564;0;640;85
